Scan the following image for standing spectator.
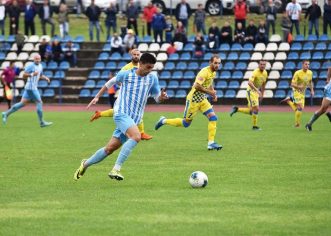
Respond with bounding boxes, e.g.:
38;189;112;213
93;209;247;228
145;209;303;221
193;32;205;57
151;8;166;43
58;3;69;38
324;0;331;35
245;19;257;45
1;61;17;109
175;0;191;31
85;0;101;42
8;0;20;35
126;0;139;36
107;71;116;108
143;2;157;36
164;15;174;43
256;20;268;44
24;0;37;35
265;0;277;37
194;3;206;35
63;40;77;67
208;21;220;47
220;20;232;45
234;22;245;44
281;11;292;42
105;3;117;40
110;32;123;54
15;31;25;54
123;29;136;52
305;0;321;36
76;0;83;17
39;0;55;37
0;1;5;35
39;38;52;62
234;0;249;29
286;0;301;35
51;39;63;62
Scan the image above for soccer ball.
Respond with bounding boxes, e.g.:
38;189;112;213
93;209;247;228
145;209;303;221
189;171;208;188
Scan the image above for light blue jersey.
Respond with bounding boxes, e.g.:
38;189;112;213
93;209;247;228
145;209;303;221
113;68;160;124
324;81;331;101
24;62;43;90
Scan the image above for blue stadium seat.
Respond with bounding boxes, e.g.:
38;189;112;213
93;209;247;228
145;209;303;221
300;52;311;60
303;42;314;51
243;43;253;51
322;61;331;69
201;62;209;67
117;61;126;69
290;42;302;51
315;42;327;50
94;61;104;69
180;52;191;61
101;70;110;79
203;52;213;60
96;80;106;88
281;70;292;80
175;90;187;98
0;52;5;60
216;90;223;97
314;90;324;98
103;44;111;51
98;52;109;60
188;34;195;42
106;61;116;70
219;52;226;60
43;89;55;97
318;34;330;41
166;89;175;97
235;62;247;70
219;43;230;51
224;89;236;98
297;61;303;69
284;61;296;70
307;34;317;41
183;43;194;52
109;52;121;60
288;52;298;60
6;35;15;42
141;35;152;43
312;51;323;60
312;70;318;79
220;71;231;80
305;90;311;98
179;80;191;89
172;71;183;79
54;70;65;79
294;35;304;41
164;62;175;70
84;80;96;88
239;52;250;61
231;43;242;51
41;62;47;68
38;80;48;88
160;71;171;79
320;70;328;79
43;70;53;78
169;53;179;60
228;81;239;89
274;90;286;98
315;80;325;89
47;61;58;70
227;52;238;60
73;35;85;43
176;62;187;70
216;81;227;89
223;62;235;70
168;80;179;88
184;71;195;79
187;62;199;70
325;51;331;60
123;53;131;60
49;80;60;88
232;71;243;79
59;61;70;70
61;35;73;43
0;35;5;42
278;80;289;89
88;70;100;79
159;80;167;88
310;61;320;70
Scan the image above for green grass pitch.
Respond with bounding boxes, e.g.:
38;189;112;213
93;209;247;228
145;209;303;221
0;111;330;235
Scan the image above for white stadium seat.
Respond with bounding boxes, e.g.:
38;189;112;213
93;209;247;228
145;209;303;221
263;52;275;60
10;43;18;51
160;43;170;51
137;43;148;52
269;34;282;43
251;52;262;60
244;71;253;79
15;80;25;88
240;81;249;89
14;61;23;69
269;70;280;80
22;43;34;51
266;62;271;70
29;52;39;60
28;35;39;43
156;52;168;61
266;43;278;51
272;61;284;70
153;62;164;70
6;52;17;60
275;52;287;61
263;90;273;98
17;52;29;60
254;43;266;52
265;80;277;89
278;42;290;51
236;90;247;98
247;62;258;70
148;43;160;52
40;35;51;42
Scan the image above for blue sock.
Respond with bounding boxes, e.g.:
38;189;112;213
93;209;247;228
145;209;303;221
36;102;43;124
6;102;24;117
114;139;138;170
85;147;108;167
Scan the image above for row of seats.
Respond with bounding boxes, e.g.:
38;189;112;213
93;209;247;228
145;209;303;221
288;51;331;61
294;34;331;42
0;35;85;43
291;42;331;51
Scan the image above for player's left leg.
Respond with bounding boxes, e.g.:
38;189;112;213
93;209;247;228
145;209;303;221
326;111;331;122
202;101;222;151
306;98;331;131
32;91;52;127
294;103;303;127
90;109;114;122
251;106;261;130
138;120;153;140
2;91;30;125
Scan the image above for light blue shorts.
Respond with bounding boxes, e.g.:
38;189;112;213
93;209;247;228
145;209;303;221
22;89;41;102
112;113;136;144
324;84;331;101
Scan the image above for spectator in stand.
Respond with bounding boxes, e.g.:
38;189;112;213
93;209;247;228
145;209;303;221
1;61;17;109
220;20;232;45
245;19;257;45
105;3;117;40
173;21;187;50
58;3;69;38
305;0;321;36
286;0;301;35
324;0;331;34
265;0;277;37
24;0;37;35
123;29;136;52
234;0;249;29
208;21;220;45
193;32;205;58
234;22;245;45
281;11;292;42
126;0;139;36
194;3;206;35
0;1;5;35
164;15;174;43
175;0;191;31
143;2;157;36
15;31;25;55
51;39;63;62
39;38;52;62
85;0;101;42
63;40;77;67
151;8;166;43
110;32;123;55
256;20;268;44
166;42;177;55
39;0;55;37
8;0;20;35
206;31;218;51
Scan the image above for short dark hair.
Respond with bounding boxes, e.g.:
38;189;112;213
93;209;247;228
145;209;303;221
210;54;220;63
139;53;156;64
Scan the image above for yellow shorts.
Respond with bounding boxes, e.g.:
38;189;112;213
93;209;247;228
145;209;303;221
247;90;259;107
183;99;213;121
292;91;305;107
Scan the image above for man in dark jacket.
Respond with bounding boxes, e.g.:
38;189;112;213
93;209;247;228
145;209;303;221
175;0;191;31
323;0;331;35
85;0;101;41
24;0;37;35
126;0;139;36
39;0;55;36
105;3;117;40
8;0;20;35
151;8;166;43
305;0;321;36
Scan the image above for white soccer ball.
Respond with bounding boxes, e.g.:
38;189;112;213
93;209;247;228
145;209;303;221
189;171;208;188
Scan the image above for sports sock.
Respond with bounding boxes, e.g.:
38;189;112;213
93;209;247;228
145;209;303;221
208;121;217;143
308;112;321;126
252;112;258;126
238;107;251;114
326;112;331;122
295;110;302;126
165;118;184;127
6;102;24;117
137;121;144;133
100;109;114;117
85;147;108;167
36;102;43;124
287;101;297;111
114;139;138;171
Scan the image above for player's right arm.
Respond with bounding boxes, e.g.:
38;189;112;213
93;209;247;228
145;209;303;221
193;70;216;98
291;71;304;91
23;64;38;79
248;70;262;97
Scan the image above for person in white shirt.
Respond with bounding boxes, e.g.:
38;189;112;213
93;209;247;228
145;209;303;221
286;0;302;35
110;32;123;55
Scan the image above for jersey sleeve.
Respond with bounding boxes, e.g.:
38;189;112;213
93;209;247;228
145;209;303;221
24;63;34;73
150;73;161;97
292;71;299;84
115;70;128;83
249;70;258;83
195;69;207;85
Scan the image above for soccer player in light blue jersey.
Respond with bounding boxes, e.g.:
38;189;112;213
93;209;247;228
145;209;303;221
306;67;331;131
74;53;168;181
2;54;53;127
